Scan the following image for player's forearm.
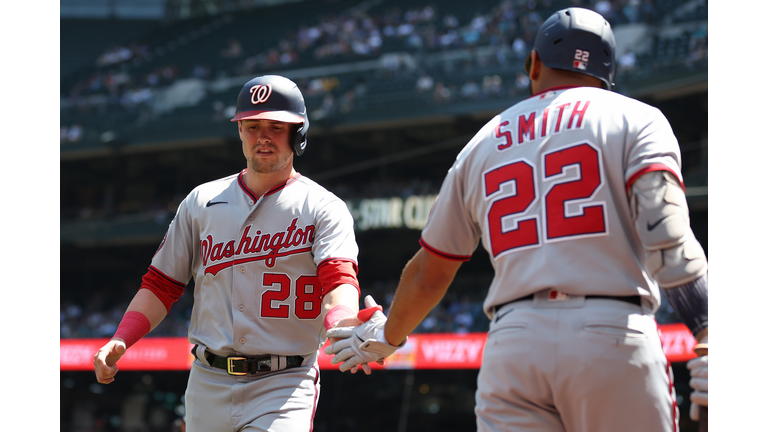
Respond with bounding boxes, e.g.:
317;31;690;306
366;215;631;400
385;287;444;346
110;288;168;349
322;283;360;313
384;249;459;346
661;274;708;342
125;288;169;331
322;283;360;331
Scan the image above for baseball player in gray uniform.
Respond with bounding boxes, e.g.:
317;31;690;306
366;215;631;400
326;8;708;431
93;75;380;432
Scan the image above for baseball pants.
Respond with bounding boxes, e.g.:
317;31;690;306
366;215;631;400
476;293;678;432
185;357;320;432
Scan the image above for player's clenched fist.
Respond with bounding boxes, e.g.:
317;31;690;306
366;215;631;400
93;339;127;384
325;296;406;372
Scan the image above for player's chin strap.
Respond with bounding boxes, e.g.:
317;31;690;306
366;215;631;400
324;296;406;372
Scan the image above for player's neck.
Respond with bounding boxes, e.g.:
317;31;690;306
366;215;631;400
533;68;602;93
243;166;297;197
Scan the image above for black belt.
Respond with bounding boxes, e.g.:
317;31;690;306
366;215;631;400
192;345;304;376
495;294;642;313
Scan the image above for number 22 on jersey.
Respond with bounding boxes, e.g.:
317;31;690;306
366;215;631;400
483;141;608;258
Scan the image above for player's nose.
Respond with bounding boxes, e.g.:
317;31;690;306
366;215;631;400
255;128;272;144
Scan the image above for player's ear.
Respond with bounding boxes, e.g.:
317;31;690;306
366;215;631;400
526;51;541;81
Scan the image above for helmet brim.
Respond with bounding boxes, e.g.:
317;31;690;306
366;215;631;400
231;110;305;123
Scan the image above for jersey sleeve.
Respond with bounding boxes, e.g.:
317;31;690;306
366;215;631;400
149;194;196;286
625;107;684;191
311;197;359;267
420;146;482;261
317;259;359;296
140;267;186;313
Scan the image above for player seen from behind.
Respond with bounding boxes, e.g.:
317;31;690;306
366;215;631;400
325;7;709;432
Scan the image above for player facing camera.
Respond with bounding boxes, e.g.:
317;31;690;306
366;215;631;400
95;73;371;432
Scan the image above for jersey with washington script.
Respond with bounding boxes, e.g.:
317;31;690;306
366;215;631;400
151;170;359;356
420;86;684;318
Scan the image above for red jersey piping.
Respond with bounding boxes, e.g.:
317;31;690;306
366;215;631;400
237;170;302;201
419;238;472;262
626;164;684;193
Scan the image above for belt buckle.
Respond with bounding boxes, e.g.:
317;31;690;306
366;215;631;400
227;357;248;376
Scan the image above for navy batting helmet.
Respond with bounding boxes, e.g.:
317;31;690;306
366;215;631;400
524;7;616;90
231;75;309;156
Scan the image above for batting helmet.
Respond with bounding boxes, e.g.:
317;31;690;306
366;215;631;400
231;75;309;156
524;7;616;90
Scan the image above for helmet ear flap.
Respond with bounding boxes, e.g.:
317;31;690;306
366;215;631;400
292;123;307;156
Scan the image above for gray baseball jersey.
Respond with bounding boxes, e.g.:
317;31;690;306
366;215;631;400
422;86;682;431
422;85;683;318
151;170;358;357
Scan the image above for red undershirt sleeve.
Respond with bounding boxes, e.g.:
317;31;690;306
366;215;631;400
140;266;186;313
317;259;360;296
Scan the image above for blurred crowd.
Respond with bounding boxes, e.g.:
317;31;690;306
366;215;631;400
261;0;662;68
61;124;84;143
61;0;707;131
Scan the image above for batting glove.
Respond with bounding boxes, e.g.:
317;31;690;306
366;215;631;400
686;354;708;421
324;295;406;372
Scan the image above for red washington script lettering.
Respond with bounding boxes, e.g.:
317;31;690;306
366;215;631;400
201;218;315;275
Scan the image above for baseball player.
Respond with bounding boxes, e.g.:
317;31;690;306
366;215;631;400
93;75;380;432
326;8;708;431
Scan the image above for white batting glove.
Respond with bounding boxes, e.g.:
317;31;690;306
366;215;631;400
324;295;406;372
686;354;708;421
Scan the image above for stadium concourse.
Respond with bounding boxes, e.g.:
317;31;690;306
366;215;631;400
61;0;707;431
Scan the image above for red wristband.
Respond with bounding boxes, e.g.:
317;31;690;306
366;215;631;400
324;305;355;331
112;311;151;349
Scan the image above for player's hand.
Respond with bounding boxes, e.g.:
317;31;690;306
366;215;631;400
686;354;708;421
327;296;386;374
93;339;127;384
324;296;406;373
329;315;372;375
